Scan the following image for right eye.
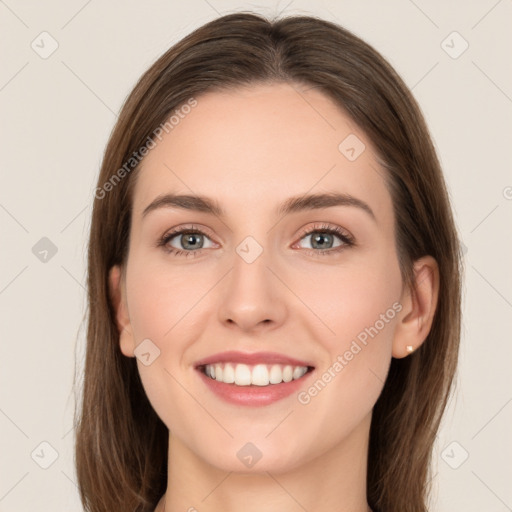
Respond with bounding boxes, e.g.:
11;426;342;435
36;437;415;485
158;226;216;257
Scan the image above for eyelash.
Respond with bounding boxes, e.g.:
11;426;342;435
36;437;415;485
156;223;355;258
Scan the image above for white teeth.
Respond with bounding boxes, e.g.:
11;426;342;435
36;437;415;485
214;364;223;382
293;366;307;380
223;363;235;383
269;364;283;384
203;362;310;386
251;364;269;386
282;365;293;382
234;364;252;386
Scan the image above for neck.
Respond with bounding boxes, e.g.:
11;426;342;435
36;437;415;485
156;413;372;512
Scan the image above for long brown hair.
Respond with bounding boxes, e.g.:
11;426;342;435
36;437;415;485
74;12;462;512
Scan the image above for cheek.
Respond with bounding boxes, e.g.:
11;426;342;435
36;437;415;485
291;249;402;415
292;250;402;355
125;253;208;342
123;253;219;430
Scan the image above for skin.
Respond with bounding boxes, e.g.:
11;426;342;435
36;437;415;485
109;82;439;512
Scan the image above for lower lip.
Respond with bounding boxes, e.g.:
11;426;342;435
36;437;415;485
197;369;314;407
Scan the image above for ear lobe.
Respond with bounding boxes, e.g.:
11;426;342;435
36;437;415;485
392;256;440;359
108;265;135;358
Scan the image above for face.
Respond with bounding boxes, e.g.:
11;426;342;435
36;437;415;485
112;82;407;474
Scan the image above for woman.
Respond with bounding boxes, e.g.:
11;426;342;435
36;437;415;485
75;12;462;512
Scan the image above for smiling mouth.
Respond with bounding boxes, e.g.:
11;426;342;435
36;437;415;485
198;362;315;386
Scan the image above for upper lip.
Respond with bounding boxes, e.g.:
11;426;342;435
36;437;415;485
194;351;314;368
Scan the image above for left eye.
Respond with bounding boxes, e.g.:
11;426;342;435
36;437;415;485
297;230;346;251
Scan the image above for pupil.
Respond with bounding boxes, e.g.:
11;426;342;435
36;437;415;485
312;232;332;249
182;233;203;250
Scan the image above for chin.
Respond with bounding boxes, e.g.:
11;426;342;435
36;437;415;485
195;438;310;475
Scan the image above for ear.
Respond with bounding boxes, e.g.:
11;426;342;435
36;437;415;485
392;256;440;358
109;265;136;358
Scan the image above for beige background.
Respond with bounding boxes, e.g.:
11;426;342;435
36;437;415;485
1;0;511;510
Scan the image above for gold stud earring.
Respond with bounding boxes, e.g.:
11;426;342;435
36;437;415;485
406;345;414;353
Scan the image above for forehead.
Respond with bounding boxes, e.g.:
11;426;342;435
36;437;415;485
131;82;392;224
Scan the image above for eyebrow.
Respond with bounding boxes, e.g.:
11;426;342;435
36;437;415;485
142;192;376;221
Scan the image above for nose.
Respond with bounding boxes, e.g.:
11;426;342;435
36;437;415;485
217;243;287;333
